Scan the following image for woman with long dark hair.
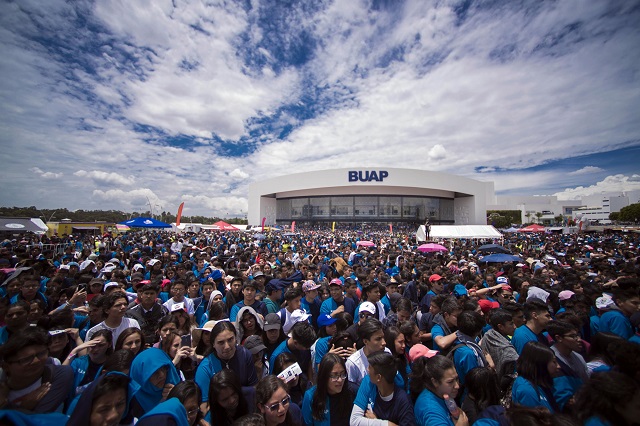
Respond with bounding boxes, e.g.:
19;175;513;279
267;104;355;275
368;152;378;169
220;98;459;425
384;325;410;390
302;353;355;425
194;320;258;412
206;369;252;426
256;375;303;426
512;341;561;413
461;367;507;426
411;354;468;426
115;327;145;357
67;329;114;394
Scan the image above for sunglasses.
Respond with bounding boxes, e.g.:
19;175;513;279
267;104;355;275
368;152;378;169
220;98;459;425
264;395;291;412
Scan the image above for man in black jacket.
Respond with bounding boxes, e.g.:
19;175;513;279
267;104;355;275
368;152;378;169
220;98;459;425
126;283;168;345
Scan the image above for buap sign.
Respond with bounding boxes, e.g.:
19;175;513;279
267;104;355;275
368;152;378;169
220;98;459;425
348;170;389;182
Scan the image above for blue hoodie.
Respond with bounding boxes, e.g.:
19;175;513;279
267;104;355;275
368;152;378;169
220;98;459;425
130;348;181;412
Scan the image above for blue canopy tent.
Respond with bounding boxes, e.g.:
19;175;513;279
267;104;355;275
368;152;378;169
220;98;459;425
120;217;172;228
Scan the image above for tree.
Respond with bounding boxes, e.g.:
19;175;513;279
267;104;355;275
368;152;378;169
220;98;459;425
609;212;620;222
554;215;564;225
618;203;640;222
525;212;532;224
535;212;543;223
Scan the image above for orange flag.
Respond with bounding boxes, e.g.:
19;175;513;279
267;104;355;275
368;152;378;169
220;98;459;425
176;202;185;226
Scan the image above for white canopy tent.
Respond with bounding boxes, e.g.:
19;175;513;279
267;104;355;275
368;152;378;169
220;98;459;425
417;225;502;241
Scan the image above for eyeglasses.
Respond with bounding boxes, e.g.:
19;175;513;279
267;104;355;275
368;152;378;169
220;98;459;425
264;395;290;412
186;407;200;416
563;334;581;340
329;373;347;382
22;285;39;290
9;349;48;366
359;313;372;319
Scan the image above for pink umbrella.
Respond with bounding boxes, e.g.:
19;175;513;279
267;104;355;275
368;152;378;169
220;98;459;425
417;243;448;253
356;240;376;247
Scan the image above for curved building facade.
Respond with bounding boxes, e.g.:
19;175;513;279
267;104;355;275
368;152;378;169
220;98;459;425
248;168;495;226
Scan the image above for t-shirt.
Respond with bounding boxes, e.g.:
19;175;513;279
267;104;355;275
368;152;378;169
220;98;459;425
353;376;416;426
85;317;140;348
512;325;547;355
195;345;258;402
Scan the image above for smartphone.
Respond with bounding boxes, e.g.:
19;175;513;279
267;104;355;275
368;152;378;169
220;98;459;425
181;334;192;348
78;284;87;292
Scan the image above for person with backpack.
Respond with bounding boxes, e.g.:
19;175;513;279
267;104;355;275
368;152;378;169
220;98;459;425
448;311;491;397
432;297;462;352
480;309;518;390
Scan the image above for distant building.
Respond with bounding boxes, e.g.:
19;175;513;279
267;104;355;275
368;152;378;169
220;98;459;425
248;168;495;226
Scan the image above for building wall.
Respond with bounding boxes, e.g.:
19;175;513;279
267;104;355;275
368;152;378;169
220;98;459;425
248;168;494;225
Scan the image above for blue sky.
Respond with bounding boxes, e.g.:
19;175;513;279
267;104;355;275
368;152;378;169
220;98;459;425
1;0;639;218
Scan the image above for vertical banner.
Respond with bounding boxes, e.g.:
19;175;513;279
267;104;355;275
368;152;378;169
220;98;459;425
332;222;335;232
291;221;296;233
261;217;266;232
176;202;185;226
389;223;393;234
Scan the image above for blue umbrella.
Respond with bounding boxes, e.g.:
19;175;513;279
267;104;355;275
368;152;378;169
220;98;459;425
477;244;511;254
253;233;266;240
120;217;172;228
480;253;523;263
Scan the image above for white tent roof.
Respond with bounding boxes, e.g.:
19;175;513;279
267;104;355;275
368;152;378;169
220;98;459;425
417;225;502;241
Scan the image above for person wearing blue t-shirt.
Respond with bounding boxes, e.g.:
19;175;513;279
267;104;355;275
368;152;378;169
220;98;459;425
451;311;490;388
269;321;317;383
302;353;357;426
350;351;416;426
411;354;467;426
599;289;639;340
431;297;462;352
512;299;552;355
320;279;356;318
229;281;268;322
511;342;560;413
194;321;258;412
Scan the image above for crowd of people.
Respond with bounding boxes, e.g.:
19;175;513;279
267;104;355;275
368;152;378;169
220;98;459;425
0;224;639;426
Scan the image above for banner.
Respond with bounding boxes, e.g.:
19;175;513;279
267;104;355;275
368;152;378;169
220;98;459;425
389;224;393;234
261;217;266;232
176;202;185;226
332;222;335;232
291;221;296;233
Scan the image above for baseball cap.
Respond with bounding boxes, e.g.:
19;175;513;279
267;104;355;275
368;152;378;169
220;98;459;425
478;299;500;313
317;314;337;327
453;284;468;297
409;344;439;362
253;271;265;278
243;335;267;354
558;290;575;301
302;280;321;292
359;301;376;315
329;278;343;287
170;302;186;313
429;274;443;283
496;276;509;285
283;309;310;335
596;294;615;309
263;313;282;331
266;280;286;293
104;282;120;291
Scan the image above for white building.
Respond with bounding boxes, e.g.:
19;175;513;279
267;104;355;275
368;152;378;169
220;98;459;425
248;168;495;226
573;194;630;224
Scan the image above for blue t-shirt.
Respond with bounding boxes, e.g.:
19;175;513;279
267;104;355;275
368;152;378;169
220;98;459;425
414;388;454;426
512;325;546;355
229;300;268;322
195;345;258;402
599;310;633;340
431;324;446;351
353;376;416;426
319;296;355;318
511;376;554;413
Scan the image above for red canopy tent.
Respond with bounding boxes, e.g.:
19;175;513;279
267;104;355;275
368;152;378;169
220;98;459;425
212;220;239;231
518;224;546;232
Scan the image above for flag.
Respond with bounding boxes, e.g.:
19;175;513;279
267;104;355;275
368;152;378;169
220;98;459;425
176;202;185;226
332;222;335;232
291;221;296;232
261;217;266;232
389;224;393;234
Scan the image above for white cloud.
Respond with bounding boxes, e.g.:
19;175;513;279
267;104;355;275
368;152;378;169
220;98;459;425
427;144;447;161
92;188;164;209
74;170;135;186
30;167;63;179
568;166;604;175
554;174;640;200
229;169;249;180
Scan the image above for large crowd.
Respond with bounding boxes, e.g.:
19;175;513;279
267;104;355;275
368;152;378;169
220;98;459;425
0;224;639;426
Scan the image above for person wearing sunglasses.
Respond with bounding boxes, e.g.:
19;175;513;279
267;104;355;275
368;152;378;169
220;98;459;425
0;327;74;413
256;375;302;426
302;353;356;426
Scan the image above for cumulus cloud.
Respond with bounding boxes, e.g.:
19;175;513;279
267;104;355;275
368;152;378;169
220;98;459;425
30;167;63;179
568;166;604;175
1;1;640;215
74;170;135;186
554;174;640;200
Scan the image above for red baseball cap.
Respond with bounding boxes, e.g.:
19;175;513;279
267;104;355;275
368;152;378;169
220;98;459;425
429;274;443;282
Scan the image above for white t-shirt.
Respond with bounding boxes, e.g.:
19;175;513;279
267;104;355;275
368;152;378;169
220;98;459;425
346;347;392;386
86;317;140;348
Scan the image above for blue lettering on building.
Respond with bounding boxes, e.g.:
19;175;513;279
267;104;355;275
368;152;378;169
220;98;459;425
348;170;389;182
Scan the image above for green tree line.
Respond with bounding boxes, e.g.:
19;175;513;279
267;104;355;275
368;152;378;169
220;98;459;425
0;206;247;225
609;202;640;222
486;210;522;228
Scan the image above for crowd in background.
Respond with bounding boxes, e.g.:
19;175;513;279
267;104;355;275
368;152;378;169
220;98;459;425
0;224;639;426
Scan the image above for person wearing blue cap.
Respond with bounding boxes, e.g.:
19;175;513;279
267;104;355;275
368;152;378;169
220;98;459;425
313;314;338;372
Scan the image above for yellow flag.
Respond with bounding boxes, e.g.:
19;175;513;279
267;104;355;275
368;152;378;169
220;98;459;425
332;222;335;232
